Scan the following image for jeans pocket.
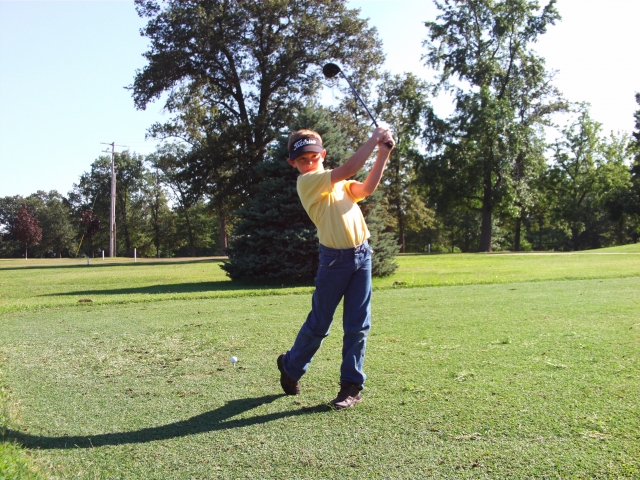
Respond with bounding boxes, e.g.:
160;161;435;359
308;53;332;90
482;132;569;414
319;252;338;267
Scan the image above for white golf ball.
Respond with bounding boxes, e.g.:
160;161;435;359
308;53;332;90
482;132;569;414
230;356;238;364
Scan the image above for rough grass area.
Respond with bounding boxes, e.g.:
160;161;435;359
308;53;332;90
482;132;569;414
1;363;39;479
0;254;639;477
0;441;39;480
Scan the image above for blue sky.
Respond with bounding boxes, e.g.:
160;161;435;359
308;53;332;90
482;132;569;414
1;0;639;198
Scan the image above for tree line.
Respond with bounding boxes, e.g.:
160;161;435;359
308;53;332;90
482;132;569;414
0;152;226;259
2;0;639;277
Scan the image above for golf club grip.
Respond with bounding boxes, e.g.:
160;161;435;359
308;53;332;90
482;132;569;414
383;141;394;149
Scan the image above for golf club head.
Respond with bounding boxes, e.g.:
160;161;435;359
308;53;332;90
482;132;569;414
322;63;342;79
322;62;394;150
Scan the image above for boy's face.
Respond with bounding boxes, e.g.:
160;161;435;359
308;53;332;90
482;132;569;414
287;150;326;174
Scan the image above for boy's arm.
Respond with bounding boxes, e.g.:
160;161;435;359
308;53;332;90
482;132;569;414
348;143;393;200
330;127;392;186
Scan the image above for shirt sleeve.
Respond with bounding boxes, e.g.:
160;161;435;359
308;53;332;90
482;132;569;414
344;180;365;202
297;170;333;212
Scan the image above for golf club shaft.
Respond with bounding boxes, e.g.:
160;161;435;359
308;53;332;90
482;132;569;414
340;72;378;127
339;72;394;149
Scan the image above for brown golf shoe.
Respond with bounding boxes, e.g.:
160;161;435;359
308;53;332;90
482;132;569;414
277;354;300;395
331;381;363;410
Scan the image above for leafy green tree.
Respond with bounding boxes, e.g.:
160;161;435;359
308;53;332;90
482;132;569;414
547;108;601;250
172;201;220;256
422;0;564;251
68;158;112;254
141;170;176;257
27;191;76;258
507;135;548;251
524;160;558;251
149;144;209;256
13;205;42;259
1;193;75;258
132;0;384;209
546;108;633;250
374;72;433;252
80;209;101;257
596;132;634;246
114;153;146;256
0;196;24;257
628;93;640;242
69;152;147;256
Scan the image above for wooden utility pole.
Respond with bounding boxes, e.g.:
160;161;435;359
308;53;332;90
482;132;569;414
101;142;127;257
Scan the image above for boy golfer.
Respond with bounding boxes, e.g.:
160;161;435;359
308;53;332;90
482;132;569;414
277;126;394;409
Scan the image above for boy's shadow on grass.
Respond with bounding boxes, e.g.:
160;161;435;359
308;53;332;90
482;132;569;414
5;395;329;450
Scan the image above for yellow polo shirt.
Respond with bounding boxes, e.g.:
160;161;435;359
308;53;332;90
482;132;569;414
297;170;370;249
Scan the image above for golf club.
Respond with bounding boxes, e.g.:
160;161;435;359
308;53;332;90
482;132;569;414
322;63;394;149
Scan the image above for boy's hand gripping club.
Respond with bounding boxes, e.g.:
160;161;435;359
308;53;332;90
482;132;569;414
322;63;394;150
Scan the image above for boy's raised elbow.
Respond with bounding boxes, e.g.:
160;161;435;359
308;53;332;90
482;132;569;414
361;186;376;197
350;182;375;199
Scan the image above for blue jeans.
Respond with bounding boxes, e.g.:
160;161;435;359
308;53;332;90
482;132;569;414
283;241;373;389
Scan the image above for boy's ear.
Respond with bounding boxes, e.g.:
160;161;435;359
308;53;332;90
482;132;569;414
287;158;296;168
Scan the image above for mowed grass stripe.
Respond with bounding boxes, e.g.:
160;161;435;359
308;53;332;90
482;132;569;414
1;246;639;314
1;277;638;478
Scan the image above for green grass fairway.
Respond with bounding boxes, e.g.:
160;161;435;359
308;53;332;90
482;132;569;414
1;251;639;477
595;243;640;253
1;247;639;314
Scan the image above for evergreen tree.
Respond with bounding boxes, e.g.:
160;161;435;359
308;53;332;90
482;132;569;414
222;105;398;281
362;198;399;276
220;153;317;281
221;106;347;281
